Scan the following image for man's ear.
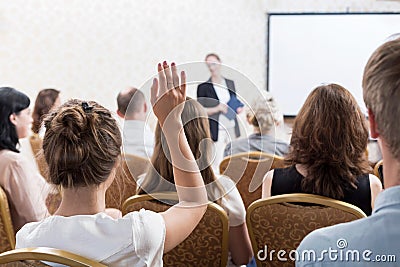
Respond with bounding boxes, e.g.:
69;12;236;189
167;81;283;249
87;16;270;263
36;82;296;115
116;110;124;119
368;109;379;138
9;113;17;126
143;102;147;113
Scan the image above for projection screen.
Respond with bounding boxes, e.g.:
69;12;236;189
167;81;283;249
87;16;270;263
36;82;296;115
267;13;400;116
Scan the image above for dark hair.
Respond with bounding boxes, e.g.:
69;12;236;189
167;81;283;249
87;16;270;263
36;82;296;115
117;88;145;116
42;99;122;188
285;84;371;199
0;87;30;153
32;89;60;134
205;53;221;62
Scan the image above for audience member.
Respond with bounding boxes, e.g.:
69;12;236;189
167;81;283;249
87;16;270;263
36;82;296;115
0;87;50;232
224;92;289;157
262;84;382;216
31;88;61;137
139;97;253;266
16;62;208;266
117;87;154;158
197;53;242;173
296;37;400;267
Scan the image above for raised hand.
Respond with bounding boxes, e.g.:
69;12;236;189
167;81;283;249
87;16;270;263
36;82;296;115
150;61;186;127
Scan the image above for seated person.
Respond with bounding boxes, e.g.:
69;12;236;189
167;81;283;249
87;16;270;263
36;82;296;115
31;88;61;138
0;87;50;232
16;62;208;266
224;92;289;157
297;36;400;267
139;98;253;266
117;87;154;158
262;84;382;216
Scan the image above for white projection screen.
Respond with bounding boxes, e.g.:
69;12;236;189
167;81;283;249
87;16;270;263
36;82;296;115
267;13;400;117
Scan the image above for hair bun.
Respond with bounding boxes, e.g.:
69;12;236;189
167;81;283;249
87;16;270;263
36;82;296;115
52;106;88;142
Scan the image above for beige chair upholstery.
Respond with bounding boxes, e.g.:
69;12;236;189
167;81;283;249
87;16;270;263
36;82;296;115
105;156;138;210
122;192;229;267
0;186;15;253
246;193;367;267
29;135;48;179
0;247;106;267
123;153;150;179
219;152;285;209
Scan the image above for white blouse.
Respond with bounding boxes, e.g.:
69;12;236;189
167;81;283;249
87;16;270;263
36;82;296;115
16;209;166;267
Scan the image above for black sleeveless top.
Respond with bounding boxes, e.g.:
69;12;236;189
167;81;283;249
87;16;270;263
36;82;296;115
271;166;372;216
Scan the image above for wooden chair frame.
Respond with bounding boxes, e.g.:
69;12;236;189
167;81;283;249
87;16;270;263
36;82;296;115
373;159;383;182
219;151;285;208
0;247;106;267
0;186;15;250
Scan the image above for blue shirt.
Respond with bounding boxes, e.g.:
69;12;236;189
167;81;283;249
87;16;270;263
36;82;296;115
296;185;400;266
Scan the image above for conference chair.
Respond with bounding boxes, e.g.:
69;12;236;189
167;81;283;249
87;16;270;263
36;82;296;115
0;186;15;253
0;247;106;267
105;156;137;210
122;192;229;267
373;159;383;185
219;152;285;209
246;193;367;267
29;135;48;179
123;153;150;179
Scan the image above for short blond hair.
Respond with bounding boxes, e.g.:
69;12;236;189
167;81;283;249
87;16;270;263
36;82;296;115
247;92;282;134
363;37;400;159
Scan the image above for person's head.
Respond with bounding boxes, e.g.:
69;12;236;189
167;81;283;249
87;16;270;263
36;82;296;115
142;98;215;189
247;92;282;134
42;99;122;189
286;83;370;199
363;37;400;166
32;88;61;134
0;87;32;153
205;53;222;76
116;87;147;120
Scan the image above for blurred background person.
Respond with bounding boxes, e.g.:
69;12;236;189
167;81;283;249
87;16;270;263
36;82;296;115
117;87;154;158
197;53;242;173
224;92;289;157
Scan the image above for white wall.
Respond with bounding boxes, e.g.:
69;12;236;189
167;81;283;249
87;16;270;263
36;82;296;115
1;0;399;116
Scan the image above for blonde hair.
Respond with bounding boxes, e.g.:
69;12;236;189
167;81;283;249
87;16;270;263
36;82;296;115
247;92;281;134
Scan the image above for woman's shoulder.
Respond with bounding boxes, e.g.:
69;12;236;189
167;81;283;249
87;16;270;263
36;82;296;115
0;149;27;167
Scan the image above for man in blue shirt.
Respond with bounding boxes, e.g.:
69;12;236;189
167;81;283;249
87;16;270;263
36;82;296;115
296;38;400;266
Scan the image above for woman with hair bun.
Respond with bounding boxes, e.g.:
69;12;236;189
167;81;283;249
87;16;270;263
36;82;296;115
16;62;208;266
0;87;49;232
262;84;382;216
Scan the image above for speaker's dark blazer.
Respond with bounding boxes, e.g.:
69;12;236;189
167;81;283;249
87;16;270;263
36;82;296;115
197;78;241;142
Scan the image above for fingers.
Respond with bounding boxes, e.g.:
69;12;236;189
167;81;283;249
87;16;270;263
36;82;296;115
171;62;180;88
163;61;174;90
180;71;186;97
150;78;159;106
158;63;167;96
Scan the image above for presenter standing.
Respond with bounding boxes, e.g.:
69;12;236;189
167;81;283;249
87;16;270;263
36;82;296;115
197;53;242;173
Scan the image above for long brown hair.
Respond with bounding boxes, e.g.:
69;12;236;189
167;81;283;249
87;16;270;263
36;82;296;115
139;98;223;202
32;89;60;134
285;84;370;199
